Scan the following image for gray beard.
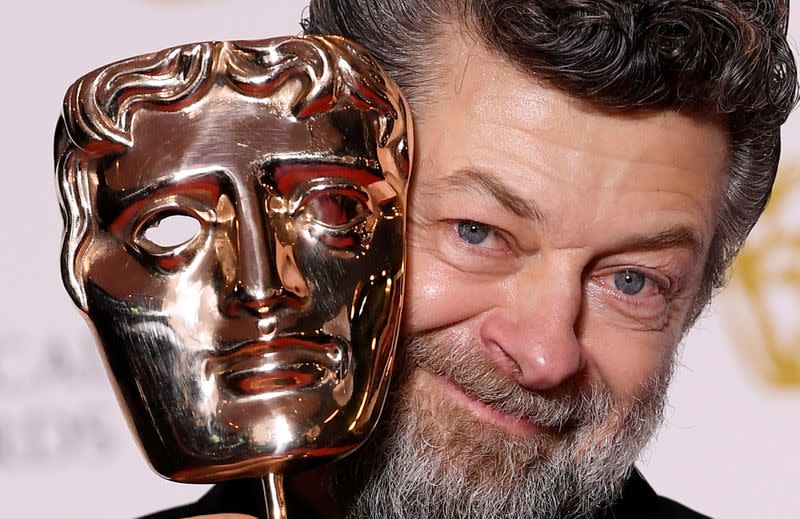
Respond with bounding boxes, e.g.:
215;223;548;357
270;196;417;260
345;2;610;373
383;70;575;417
332;330;673;519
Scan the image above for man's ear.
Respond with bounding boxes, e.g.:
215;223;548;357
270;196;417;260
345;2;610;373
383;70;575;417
55;120;95;312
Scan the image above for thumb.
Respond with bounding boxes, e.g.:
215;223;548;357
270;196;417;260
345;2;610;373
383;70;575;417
183;515;258;519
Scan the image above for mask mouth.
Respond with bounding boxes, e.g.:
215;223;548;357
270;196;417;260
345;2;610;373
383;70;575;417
209;335;348;396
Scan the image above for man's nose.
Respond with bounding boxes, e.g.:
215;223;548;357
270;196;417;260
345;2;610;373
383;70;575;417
478;266;584;391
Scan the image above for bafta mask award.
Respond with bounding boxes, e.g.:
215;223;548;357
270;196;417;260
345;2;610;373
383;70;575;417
54;35;412;517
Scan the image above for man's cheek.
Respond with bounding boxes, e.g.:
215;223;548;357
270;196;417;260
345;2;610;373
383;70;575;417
578;312;676;403
402;247;505;334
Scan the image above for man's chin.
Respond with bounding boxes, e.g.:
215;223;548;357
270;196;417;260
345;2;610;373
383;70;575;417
331;332;671;519
337;394;640;519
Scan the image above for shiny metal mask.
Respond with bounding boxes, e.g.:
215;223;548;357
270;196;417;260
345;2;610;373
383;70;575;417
54;36;412;484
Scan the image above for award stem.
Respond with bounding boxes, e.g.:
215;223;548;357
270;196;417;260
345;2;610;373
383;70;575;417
261;472;287;519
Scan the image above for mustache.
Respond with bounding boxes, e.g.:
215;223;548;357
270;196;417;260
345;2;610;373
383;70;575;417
401;331;615;432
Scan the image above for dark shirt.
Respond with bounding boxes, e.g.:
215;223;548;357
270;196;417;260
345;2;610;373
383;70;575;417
140;468;710;519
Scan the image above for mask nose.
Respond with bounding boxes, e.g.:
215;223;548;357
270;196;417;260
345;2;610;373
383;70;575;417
223;188;307;317
479;267;584;391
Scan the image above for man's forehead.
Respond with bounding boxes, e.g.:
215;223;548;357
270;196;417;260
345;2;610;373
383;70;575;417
104;91;382;191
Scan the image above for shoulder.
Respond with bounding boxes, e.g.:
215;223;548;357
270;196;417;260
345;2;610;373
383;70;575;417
137;480;264;519
653;495;713;519
600;468;712;519
137;478;322;519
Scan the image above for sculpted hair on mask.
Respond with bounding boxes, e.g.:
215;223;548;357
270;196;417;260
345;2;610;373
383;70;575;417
304;0;799;322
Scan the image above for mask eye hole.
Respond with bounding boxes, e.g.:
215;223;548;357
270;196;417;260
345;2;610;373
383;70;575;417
301;189;369;229
139;213;201;250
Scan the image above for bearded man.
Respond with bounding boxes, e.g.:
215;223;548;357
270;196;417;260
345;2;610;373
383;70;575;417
148;1;798;518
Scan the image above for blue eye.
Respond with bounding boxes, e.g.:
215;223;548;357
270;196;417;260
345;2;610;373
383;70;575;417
614;270;646;295
457;221;490;245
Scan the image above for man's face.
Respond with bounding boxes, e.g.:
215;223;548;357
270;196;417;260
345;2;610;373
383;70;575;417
344;36;728;517
81;87;406;481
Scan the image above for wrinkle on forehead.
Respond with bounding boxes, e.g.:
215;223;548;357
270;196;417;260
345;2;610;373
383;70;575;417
440;88;724;216
435;34;729;178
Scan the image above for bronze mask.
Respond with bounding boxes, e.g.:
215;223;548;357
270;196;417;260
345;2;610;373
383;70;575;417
55;36;411;484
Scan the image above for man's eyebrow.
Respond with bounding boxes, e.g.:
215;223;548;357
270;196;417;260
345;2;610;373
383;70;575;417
429;168;545;222
430;170;705;255
611;225;705;256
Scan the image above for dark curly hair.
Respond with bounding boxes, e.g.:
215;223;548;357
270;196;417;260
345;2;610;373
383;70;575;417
304;0;798;319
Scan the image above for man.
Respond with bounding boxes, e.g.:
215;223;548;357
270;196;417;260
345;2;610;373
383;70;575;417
154;0;798;517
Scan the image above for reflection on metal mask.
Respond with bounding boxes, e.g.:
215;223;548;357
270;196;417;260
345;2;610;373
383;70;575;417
54;35;412;497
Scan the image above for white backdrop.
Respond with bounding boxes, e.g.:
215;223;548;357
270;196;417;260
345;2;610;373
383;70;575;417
1;1;797;517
